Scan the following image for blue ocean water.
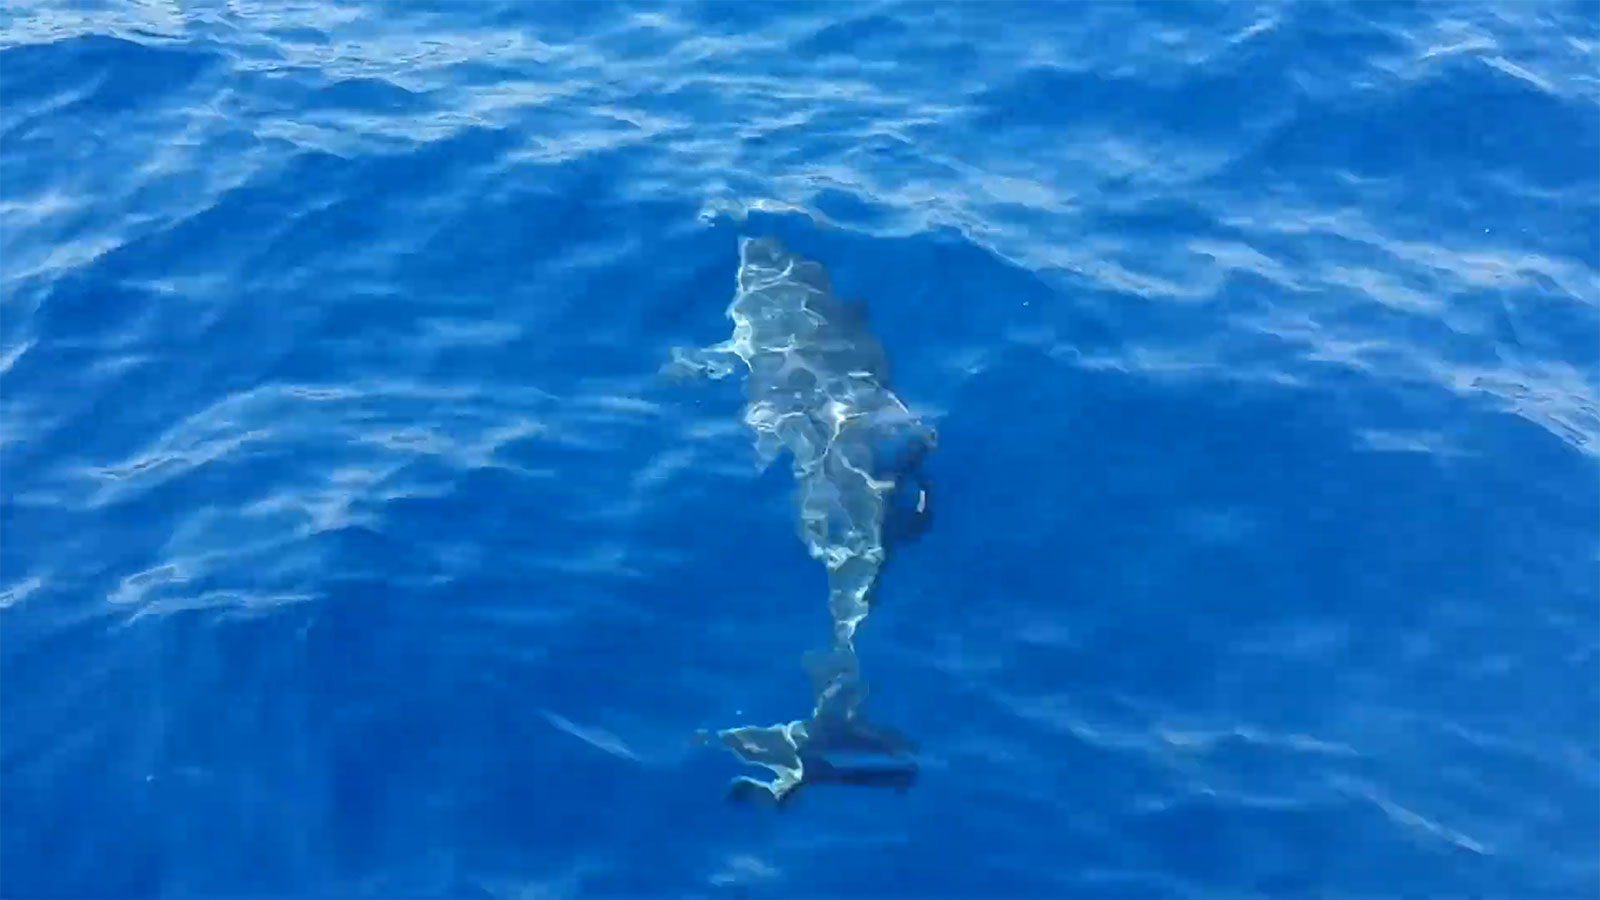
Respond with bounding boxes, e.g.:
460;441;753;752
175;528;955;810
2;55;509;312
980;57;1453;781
3;1;1598;897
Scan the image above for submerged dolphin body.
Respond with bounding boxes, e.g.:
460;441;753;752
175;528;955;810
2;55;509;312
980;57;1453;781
668;236;935;803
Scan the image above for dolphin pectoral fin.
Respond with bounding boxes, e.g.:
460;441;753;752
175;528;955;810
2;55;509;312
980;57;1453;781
726;775;790;807
661;343;742;382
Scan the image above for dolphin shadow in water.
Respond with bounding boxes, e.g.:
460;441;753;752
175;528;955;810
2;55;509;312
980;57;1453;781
669;236;936;804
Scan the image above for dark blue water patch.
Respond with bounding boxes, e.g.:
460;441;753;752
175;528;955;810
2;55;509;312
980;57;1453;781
1243;56;1600;190
674;0;824;36
1427;172;1600;265
967;43;1299;145
1082;196;1236;245
0;34;219;119
2;605;321;898
1459;283;1600;370
791;9;913;58
935;353;1579;694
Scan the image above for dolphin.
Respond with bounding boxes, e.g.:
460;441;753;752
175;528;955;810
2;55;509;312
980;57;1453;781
668;236;935;803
